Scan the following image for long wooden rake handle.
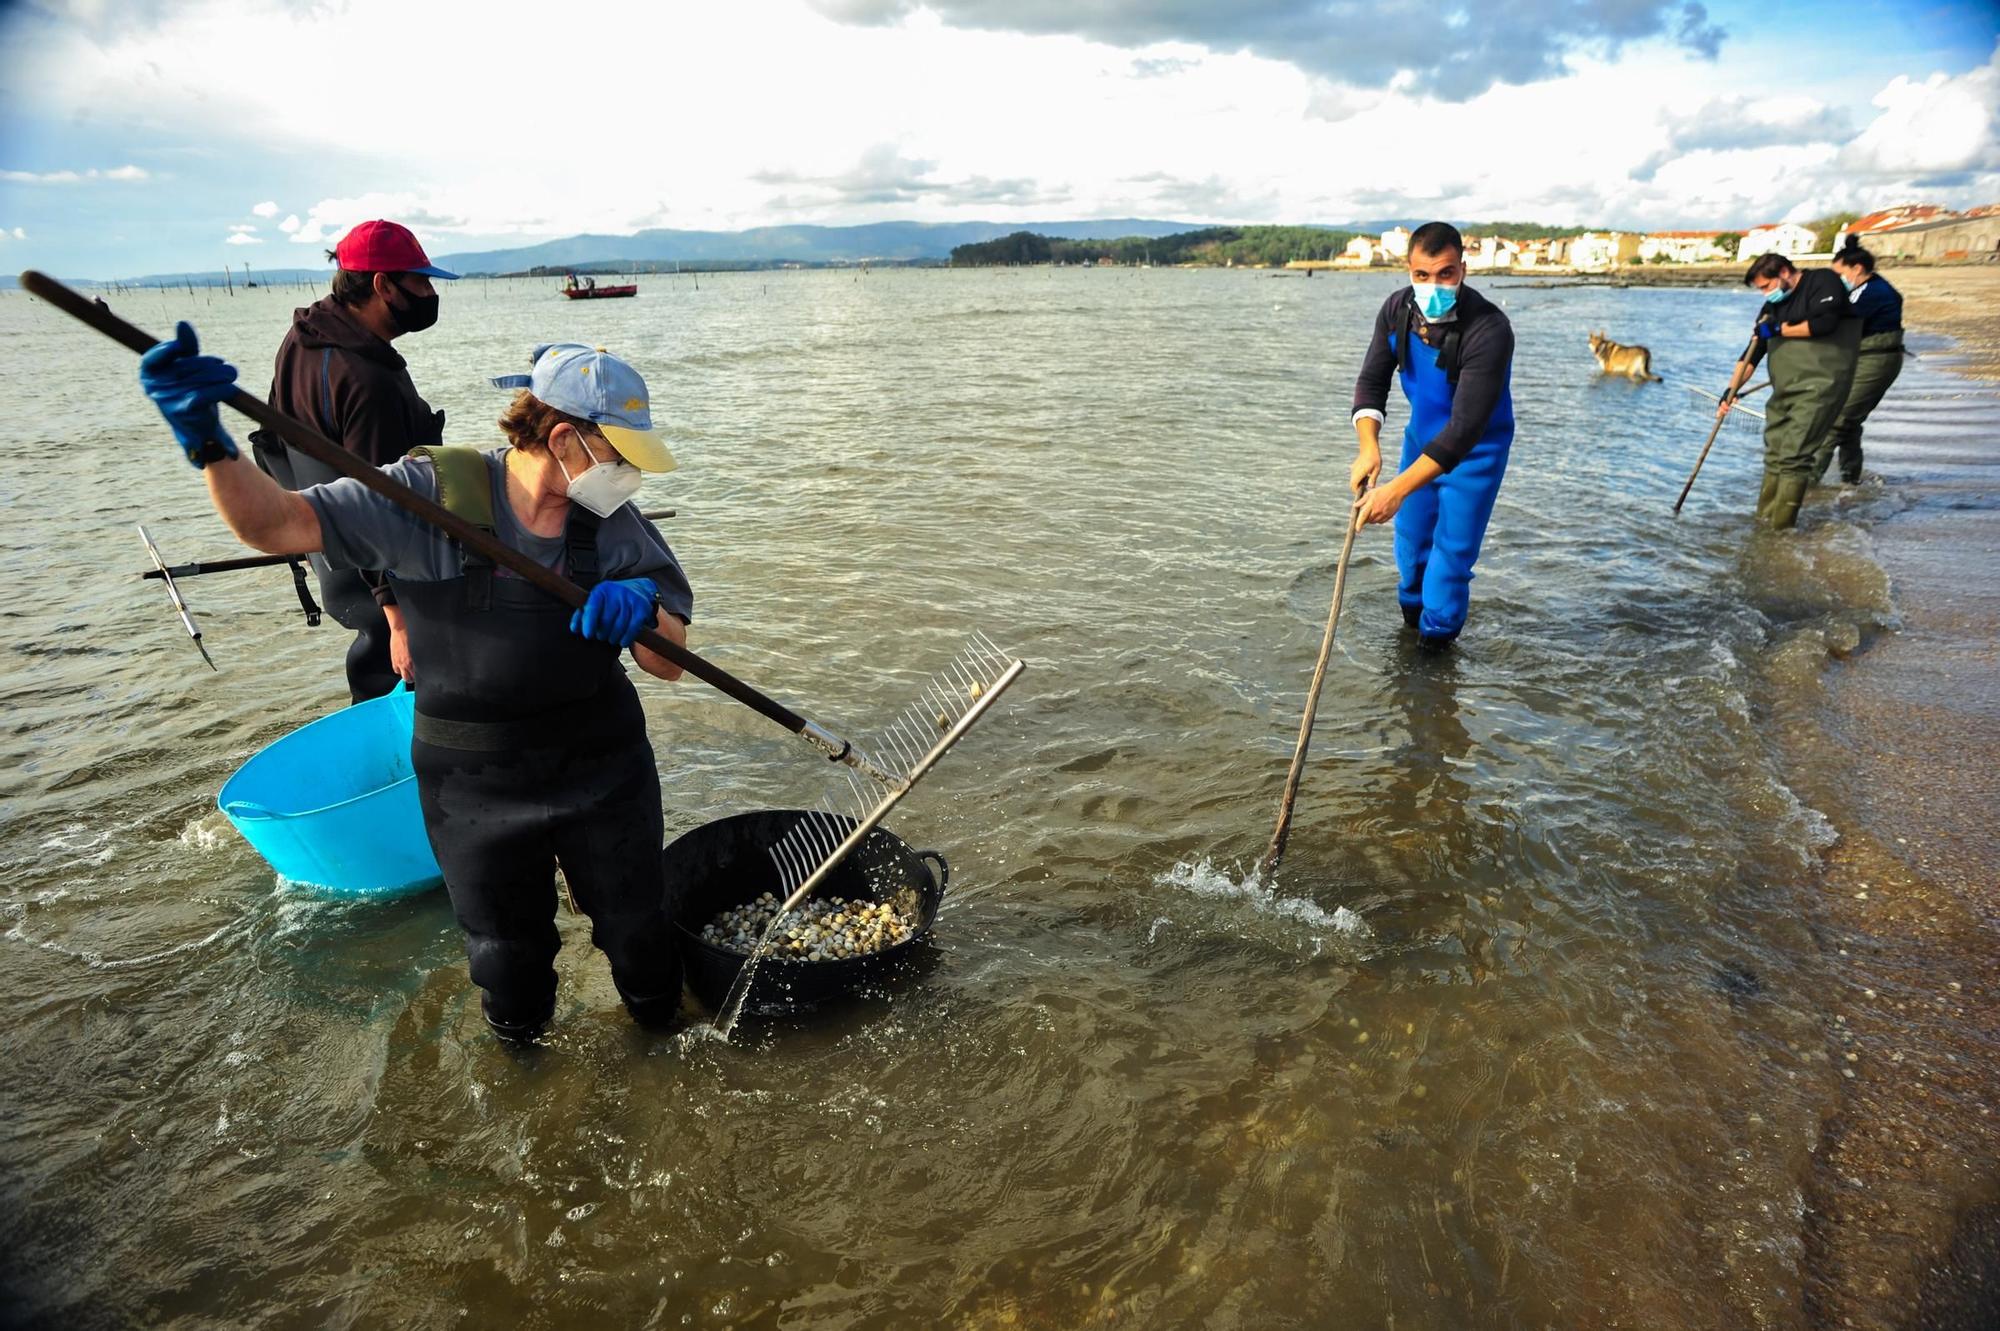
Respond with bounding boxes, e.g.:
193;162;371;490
1674;334;1761;516
1259;489;1368;879
24;269;898;786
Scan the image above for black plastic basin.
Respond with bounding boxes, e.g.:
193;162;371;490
666;809;949;1014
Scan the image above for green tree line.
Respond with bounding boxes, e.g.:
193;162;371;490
949;222;1631;268
951;226;1364;267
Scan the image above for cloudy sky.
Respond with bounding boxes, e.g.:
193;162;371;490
1;0;1995;276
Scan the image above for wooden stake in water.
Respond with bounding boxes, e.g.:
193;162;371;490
1259;489;1368;879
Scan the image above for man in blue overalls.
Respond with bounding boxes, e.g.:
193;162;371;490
1348;222;1516;649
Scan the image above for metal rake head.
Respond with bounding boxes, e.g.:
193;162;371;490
765;631;1024;910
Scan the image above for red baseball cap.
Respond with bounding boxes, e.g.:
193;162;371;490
333;219;459;279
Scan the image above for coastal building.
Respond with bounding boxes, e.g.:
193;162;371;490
1639;230;1730;263
1379;226;1410;259
1863;205;2000;260
1835;204;1951;251
1339;235;1380;266
1569;231;1640;270
1737;223;1818;260
1513;238;1557;268
1464;236;1520;270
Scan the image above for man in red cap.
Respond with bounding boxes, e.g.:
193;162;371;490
250;219;459;702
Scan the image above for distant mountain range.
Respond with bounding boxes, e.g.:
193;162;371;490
0;267;331;290
2;218;1434;288
429;219;1230;272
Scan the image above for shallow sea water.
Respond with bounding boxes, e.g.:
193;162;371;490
0;267;1979;1328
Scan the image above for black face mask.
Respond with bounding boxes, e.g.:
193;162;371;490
384;278;439;335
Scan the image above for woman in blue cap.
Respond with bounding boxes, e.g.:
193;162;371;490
140;329;692;1042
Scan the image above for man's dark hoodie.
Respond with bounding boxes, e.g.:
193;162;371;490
250;295;444;702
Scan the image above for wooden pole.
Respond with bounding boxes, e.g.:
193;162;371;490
1673;334;1760;515
1260;490;1368;879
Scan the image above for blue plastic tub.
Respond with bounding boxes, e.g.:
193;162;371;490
216;687;442;898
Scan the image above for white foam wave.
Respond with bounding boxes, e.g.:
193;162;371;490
1154;857;1374;941
177;814;230;852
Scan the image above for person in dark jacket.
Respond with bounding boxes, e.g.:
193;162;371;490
1812;242;1905;485
1716;252;1860;529
251;219;456;702
1349;221;1515;649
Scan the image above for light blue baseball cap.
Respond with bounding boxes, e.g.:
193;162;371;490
490;342;676;472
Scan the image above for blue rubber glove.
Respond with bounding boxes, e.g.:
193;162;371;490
1754;319;1779;341
138;321;239;468
570;578;659;648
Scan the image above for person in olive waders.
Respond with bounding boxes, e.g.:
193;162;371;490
1348;221;1516;649
1812;240;1906;486
1716;251;1860;529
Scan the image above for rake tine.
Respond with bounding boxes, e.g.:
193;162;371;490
767;652;1028;920
841;771;870;822
768;840;799;892
809;812;841;864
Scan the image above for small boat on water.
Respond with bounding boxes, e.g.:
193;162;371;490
562;273;638;299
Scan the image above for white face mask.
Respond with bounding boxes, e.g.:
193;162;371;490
557;429;643;517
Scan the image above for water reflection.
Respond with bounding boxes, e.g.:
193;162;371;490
0;272;1982;1327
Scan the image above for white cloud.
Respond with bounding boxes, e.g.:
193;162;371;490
0;164;149;183
224;231;262;245
1837;46;2000;179
1;226;26;240
0;0;1994;262
228;223;257;233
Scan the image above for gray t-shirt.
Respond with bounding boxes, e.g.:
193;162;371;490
300;446;694;622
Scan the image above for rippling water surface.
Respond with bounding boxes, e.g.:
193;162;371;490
0;269;1975;1327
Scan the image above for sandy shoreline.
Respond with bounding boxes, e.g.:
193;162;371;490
1780;265;2000;1330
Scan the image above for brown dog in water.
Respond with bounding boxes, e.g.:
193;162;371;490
1589;330;1662;382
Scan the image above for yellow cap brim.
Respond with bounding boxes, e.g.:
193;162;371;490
599;422;677;474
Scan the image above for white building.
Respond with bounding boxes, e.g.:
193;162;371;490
1737;223;1818;261
1638;231;1729;263
1379;226;1410;259
1464;236;1520;270
1340;235;1379;266
1569;231;1640;270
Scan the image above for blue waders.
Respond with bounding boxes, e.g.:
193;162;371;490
1389;329;1513;642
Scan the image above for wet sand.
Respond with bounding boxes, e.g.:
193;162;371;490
1781;266;2000;1330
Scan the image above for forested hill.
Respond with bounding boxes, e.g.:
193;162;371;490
950;226;1363;267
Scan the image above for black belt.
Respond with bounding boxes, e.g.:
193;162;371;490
413;695;635;752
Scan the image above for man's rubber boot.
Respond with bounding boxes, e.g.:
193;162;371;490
1417;630;1459;653
483;995;551;1045
1401;603;1423;630
1754;470;1782;525
622;992;683;1032
1766;473;1811;530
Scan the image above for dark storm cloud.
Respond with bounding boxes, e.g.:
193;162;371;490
1629;95;1854;180
808;0;1726;100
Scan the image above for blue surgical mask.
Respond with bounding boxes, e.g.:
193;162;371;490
1412;282;1459;319
1838;275;1855;292
1763;283;1789;305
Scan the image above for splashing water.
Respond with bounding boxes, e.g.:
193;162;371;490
1153;856;1374;947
